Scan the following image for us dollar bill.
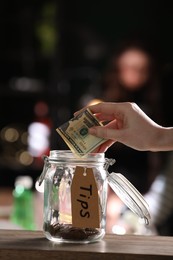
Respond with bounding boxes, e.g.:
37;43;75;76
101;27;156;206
56;108;106;157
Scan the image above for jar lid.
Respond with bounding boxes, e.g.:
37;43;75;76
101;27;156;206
107;172;150;225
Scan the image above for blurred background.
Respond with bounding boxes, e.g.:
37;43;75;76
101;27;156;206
1;0;173;235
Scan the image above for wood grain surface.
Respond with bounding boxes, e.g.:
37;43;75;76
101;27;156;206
0;230;173;259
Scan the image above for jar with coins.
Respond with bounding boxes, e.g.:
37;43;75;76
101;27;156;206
38;150;150;244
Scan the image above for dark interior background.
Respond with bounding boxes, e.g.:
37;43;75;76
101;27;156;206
0;0;173;187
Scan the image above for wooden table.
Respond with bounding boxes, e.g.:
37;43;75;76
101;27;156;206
0;230;173;259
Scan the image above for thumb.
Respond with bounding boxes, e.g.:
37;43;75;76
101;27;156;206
89;126;119;141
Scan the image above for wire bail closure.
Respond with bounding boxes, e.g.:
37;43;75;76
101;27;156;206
38;155;50;186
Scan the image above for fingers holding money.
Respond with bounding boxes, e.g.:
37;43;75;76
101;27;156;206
57;108;107;157
88;119;121;145
74;107;117;124
72;103;126;154
88;123;120;152
89;126;118;140
74;102;126;123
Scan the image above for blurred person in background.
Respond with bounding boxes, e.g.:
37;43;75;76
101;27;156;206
100;38;165;193
95;38;172;234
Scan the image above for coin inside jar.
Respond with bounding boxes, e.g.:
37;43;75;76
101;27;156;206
44;222;100;240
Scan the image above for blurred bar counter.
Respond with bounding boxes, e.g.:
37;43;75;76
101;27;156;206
0;230;173;259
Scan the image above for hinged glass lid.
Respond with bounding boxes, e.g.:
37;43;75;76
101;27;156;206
107;172;151;225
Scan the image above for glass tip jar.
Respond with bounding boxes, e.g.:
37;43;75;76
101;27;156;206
38;150;150;244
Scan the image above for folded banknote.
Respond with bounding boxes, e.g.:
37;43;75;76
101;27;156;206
56;108;106;157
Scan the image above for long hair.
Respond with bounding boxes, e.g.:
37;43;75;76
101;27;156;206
101;39;163;123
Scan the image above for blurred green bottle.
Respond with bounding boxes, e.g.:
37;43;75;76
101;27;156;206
10;175;35;230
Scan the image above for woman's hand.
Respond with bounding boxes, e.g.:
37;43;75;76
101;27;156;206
75;102;173;152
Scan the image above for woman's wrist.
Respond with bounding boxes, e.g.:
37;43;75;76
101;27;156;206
151;127;173;151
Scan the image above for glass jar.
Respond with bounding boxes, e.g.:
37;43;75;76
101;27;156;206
38;150;150;244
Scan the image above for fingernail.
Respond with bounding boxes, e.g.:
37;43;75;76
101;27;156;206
89;128;96;135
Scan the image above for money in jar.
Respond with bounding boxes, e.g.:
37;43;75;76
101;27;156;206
38;150;150;244
56;108;106;157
